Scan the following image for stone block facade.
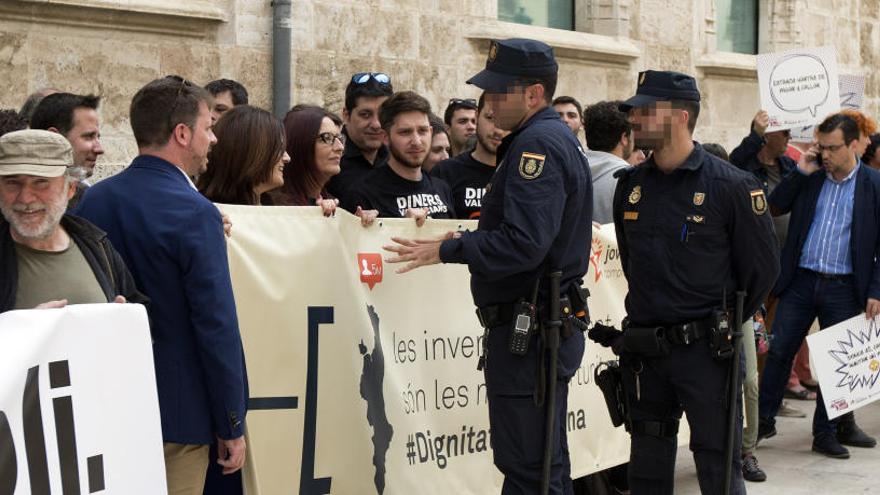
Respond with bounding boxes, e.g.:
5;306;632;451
0;0;877;179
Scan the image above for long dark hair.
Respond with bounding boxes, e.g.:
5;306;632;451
198;105;285;205
275;105;341;205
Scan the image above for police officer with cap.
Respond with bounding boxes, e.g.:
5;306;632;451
385;39;592;494
589;70;779;494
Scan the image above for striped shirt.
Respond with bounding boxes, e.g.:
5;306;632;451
798;163;859;274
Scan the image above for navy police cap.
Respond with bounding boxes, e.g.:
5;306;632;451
467;38;558;92
619;70;701;112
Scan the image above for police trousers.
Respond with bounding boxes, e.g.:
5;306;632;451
484;323;585;495
622;338;745;495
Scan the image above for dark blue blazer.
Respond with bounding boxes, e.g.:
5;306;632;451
769;162;880;305
76;155;247;444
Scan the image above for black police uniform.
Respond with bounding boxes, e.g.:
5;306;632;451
610;71;779;495
439;39;592;495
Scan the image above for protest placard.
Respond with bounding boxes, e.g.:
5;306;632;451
757;46;840;132
0;304;166;494
790;74;865;143
807;314;880;420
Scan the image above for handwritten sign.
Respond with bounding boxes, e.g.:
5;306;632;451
807;315;880;420
789;74;865;143
758;46;840;132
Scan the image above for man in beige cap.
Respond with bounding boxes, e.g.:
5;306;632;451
0;129;146;311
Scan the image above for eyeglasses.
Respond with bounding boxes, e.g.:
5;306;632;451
816;142;847;153
317;132;346;146
351;72;391;86
166;75;192;133
448;98;477;109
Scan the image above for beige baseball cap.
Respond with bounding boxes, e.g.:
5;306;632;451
0;129;73;177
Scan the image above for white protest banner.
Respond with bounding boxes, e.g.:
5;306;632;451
757;46;840;132
789;74;865;143
807;314;880;420
0;304;166;494
221;206;631;495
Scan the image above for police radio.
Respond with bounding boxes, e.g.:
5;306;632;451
510;300;537;355
510;276;542;355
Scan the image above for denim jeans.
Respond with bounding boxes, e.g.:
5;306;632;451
758;269;862;436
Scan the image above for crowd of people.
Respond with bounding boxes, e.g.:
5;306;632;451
1;54;879;495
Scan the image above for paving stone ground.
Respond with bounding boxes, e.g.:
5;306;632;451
674;401;880;494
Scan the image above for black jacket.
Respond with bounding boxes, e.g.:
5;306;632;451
1;214;149;312
729;129;797;193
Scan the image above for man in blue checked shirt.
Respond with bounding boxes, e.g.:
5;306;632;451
759;112;880;459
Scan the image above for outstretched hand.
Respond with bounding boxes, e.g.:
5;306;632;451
384;231;459;274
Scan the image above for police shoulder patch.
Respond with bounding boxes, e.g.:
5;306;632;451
750;189;767;215
519;152;546;180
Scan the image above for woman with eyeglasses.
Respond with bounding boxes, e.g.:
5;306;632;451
198;105;289;205
270;105;378;225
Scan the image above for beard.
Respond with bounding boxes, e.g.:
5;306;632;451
0;184;70;240
476;131;498;155
390;144;426;169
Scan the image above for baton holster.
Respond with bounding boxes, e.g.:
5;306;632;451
594;361;628;429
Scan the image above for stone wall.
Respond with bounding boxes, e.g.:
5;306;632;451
0;0;878;179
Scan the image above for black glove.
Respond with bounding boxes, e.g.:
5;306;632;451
588;322;625;355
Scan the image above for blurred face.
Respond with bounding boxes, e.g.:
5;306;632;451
315;117;344;177
816;128;858;175
763;129;791;158
386;111;431;169
475;107;509;155
212;91;235;121
185;101;217;175
422;133;450;172
448;108;476;148
628;102;683;151
484;86;530;132
65;107;104;175
0;174;73;241
344;96;387;153
554;102;582;134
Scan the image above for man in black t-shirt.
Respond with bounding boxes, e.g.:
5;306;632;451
431;93;510;219
329;72;393;211
349;91;455;221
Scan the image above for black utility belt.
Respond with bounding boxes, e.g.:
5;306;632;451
476;298;585;330
625;311;733;360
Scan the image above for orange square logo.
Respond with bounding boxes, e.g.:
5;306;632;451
358;253;383;290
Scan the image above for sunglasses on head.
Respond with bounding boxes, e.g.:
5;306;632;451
449;98;477;109
351;72;391;86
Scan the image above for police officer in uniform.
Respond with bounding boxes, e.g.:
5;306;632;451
592;71;779;494
385;39;592;494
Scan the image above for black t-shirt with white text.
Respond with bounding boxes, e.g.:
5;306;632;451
430;152;496;219
350;164;455;219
